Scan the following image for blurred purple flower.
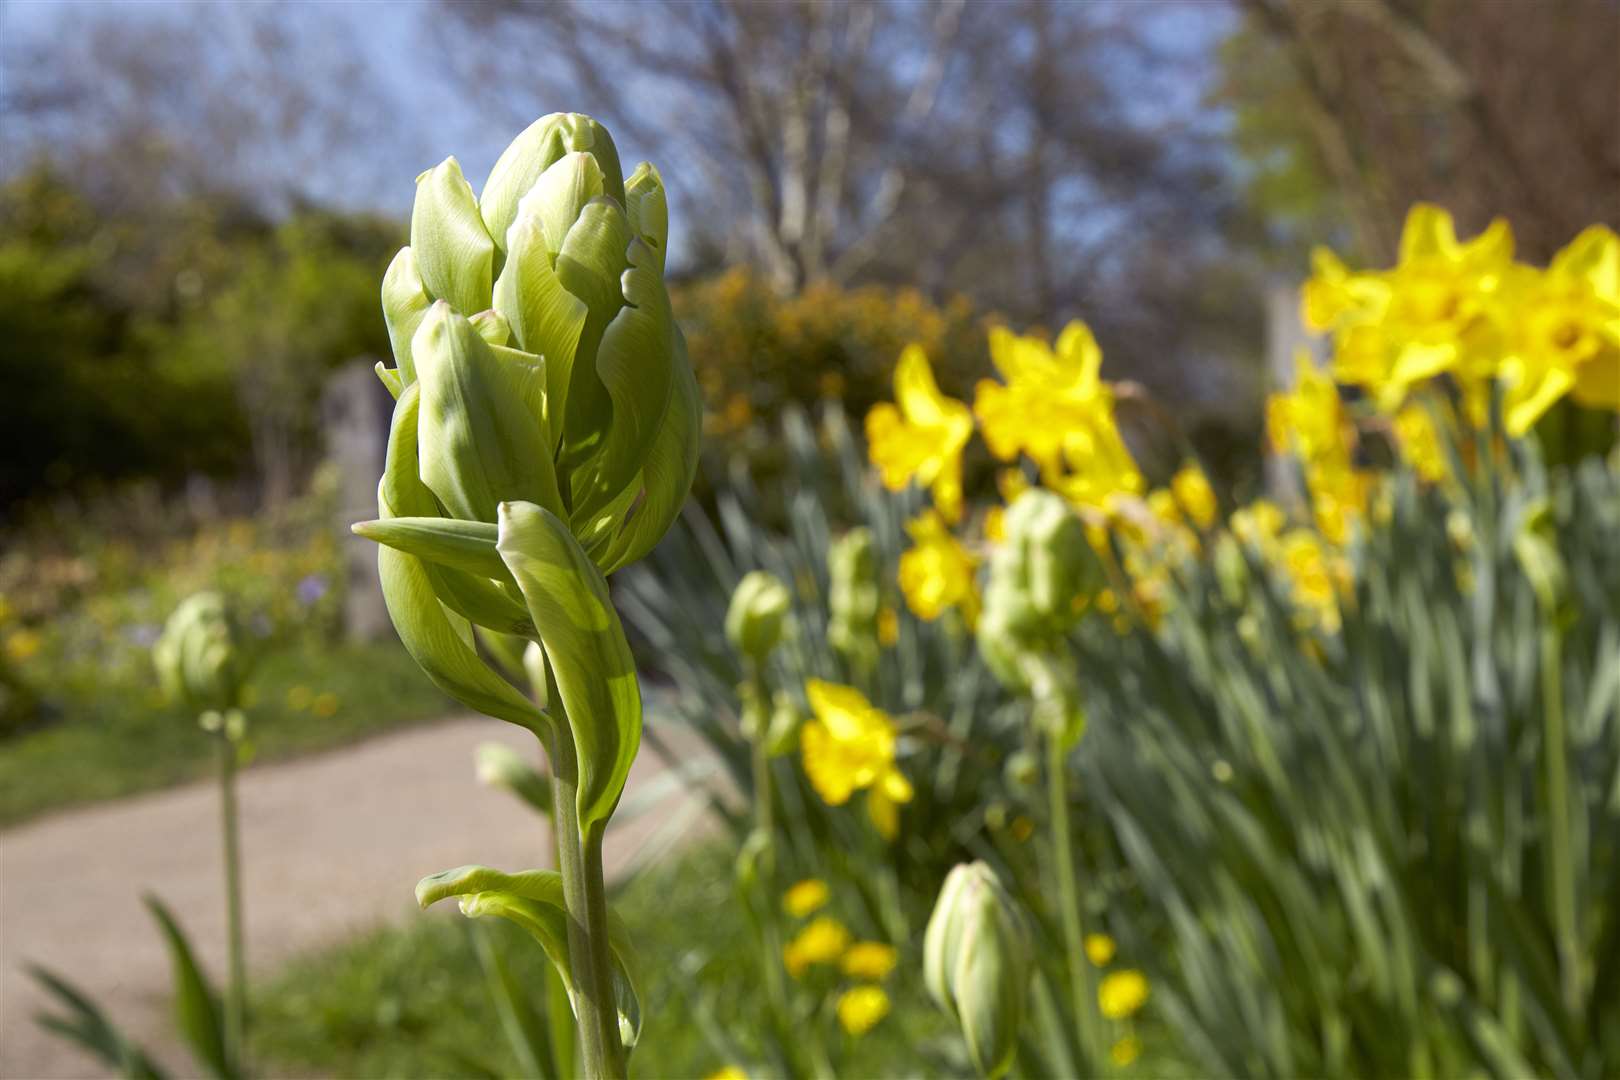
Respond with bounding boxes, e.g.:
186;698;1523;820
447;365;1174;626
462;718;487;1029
125;622;162;648
297;573;329;606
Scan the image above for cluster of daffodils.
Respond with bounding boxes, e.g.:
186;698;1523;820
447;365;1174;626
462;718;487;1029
779;878;899;1037
1307;205;1618;436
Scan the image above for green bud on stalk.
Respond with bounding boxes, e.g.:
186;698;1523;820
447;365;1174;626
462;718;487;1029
355;113;701;831
827;527;881;672
726;571;791;661
924;862;1034;1079
153;592;247;717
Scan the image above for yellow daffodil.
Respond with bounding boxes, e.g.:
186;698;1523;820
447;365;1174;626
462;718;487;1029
1307;204;1514;407
975;322;1142;507
705;1068;748;1080
836;985;891;1036
1171;462;1217;529
783;915;851;977
783;878;830;918
840;941;899;981
866;345;974;521
1499;225;1620;435
1110;1035;1143;1067
1230;499;1286;551
1279;530;1351;633
898;510;979;624
1084;933;1116;967
800;680;914;839
1267;353;1351;471
1098;969;1150;1020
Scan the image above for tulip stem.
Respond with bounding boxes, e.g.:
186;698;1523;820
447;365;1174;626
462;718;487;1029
216;734;247;1076
543;667;624;1080
1047;728;1101;1070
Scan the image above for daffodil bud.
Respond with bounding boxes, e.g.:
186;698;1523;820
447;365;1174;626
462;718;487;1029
1512;499;1572;624
828;528;881;671
726;571;791;661
924;862;1033;1079
152;592;246;715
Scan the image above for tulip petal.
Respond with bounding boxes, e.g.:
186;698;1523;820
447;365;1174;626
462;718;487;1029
495;211;589;450
496;501;641;832
382;247;433;386
414;303;563;524
411;157;496;317
482;113;626;257
554;198;632;465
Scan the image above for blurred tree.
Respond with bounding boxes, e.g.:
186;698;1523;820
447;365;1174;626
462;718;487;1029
1224;0;1620;262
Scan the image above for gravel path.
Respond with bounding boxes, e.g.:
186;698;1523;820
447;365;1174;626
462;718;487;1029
1;714;718;1079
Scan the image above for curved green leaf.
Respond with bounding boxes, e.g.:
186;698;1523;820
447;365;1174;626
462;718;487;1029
411;157;495;316
416;865;642;1050
144;896;230;1079
496;501;641;829
353;517;507;581
29;965;167;1080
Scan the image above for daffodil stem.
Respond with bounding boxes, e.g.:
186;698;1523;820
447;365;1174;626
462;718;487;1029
746;660;791;1037
1540;622;1581;1016
216;735;247;1076
541;663;624;1080
1047;728;1101;1070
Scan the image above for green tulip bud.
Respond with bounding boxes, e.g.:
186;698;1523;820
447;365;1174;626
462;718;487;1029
726;571;791;661
976;492;1092;747
355;115;699;832
924;862;1033;1079
828;527;881;672
152;592;247;715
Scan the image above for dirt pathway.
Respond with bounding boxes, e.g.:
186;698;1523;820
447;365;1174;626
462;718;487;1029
1;714;718;1079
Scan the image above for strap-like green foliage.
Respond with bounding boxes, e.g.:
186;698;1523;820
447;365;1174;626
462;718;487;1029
145;895;231;1080
417;865;642;1051
29;965;166;1080
497;501;641;829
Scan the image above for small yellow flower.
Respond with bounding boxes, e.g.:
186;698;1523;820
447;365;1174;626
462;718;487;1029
1171;463;1217;529
705;1067;748;1080
898;510;978;624
836;985;891;1036
1083;933;1116;967
840;941;898;981
311;692;340;718
783;916;850;978
1110;1035;1142;1067
797;680;913;816
866;345;973;522
783;879;830;919
1098;969;1150;1019
4;628;42;663
877;606;900;647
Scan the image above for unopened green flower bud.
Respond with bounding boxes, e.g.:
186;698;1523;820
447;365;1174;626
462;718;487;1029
153;592;247;715
1512;499;1571;623
726;571;791;661
924;862;1033;1079
828;528;881;671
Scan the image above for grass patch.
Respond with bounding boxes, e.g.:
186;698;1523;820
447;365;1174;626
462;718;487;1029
0;639;450;825
252;843;959;1079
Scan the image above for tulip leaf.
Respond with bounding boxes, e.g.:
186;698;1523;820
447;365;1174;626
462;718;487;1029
496;501;641;830
382;246;433;386
495;212;589;448
412;157;496;317
145;895;231;1079
373;385;545;732
417;865;643;1050
352;517;507;581
414;303;564;524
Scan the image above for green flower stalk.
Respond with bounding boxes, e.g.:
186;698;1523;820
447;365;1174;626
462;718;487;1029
924;861;1034;1078
354;112;699;1080
975;490;1104;1065
153;592;250;1076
